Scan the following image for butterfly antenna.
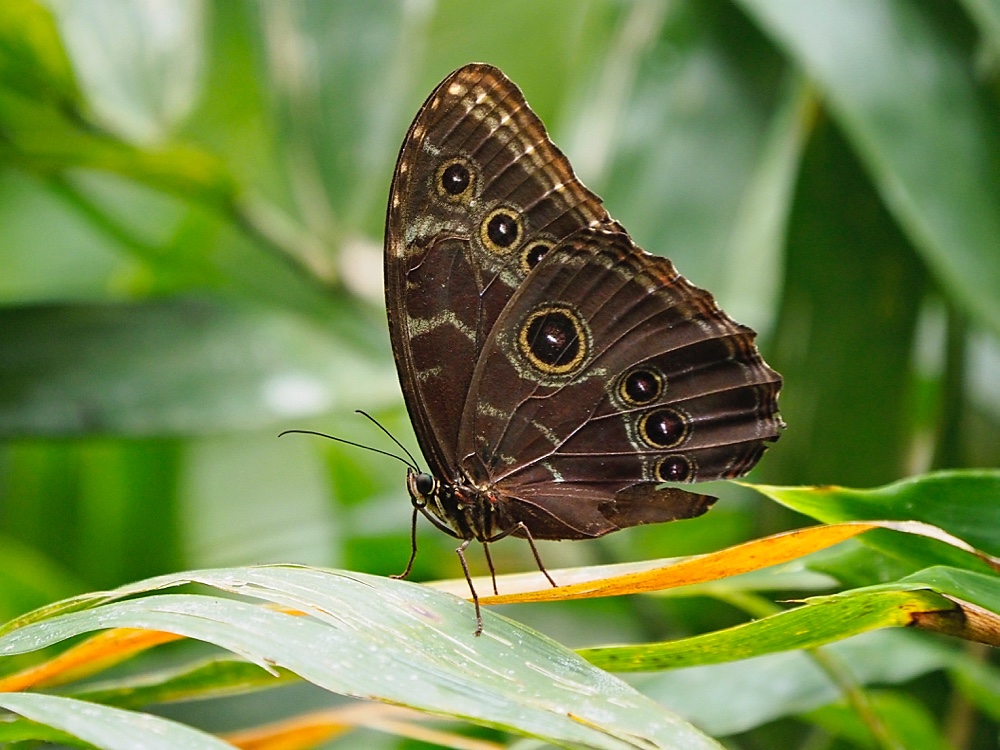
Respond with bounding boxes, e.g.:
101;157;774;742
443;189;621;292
354;410;422;471
278;429;417;471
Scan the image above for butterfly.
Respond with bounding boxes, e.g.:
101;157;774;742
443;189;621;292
384;63;783;634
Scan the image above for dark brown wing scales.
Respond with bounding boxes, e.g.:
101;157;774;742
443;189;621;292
455;227;782;538
385;63;613;479
385;62;785;633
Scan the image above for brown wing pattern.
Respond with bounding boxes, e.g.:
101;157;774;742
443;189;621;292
456;227;783;538
384;63;613;477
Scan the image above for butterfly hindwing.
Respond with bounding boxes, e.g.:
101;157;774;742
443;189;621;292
454;227;782;538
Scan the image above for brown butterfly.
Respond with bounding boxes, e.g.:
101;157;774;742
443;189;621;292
384;63;783;633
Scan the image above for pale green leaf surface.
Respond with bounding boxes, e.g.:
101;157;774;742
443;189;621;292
0;170;127;304
0;692;236;750
47;0;205;142
0;567;721;750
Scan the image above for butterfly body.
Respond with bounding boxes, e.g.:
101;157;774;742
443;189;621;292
406;468;511;543
385;64;784;630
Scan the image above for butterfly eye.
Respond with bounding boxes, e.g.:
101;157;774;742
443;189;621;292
480;208;522;253
617;368;663;406
655;455;693;482
517;304;589;376
638;408;689;449
436;159;475;201
520;242;551;273
414;472;436;497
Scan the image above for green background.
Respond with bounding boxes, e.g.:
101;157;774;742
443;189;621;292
0;1;998;748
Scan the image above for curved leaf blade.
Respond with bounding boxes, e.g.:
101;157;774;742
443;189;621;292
578;565;999;672
578;588;953;672
750;470;1000;556
0;567;721;750
476;519;992;605
0;692;235;750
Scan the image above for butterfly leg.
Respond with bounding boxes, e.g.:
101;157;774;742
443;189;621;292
485;522;557;589
391;507;420;580
517;523;558;589
455;538;483;636
482;542;499;595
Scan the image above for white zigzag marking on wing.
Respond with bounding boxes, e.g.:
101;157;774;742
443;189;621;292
408;311;476;342
415;366;442;382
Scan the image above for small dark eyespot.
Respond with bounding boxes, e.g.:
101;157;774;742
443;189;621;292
619;368;663;406
441;162;470;195
486;211;520;248
639;409;689;449
523;242;550;270
656;455;692;482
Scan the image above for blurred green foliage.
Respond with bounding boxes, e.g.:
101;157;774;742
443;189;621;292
0;0;998;748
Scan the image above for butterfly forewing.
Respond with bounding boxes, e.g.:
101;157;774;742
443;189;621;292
385;63;612;480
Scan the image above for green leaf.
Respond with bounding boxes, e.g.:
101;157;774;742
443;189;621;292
601;1;789;325
752;470;1000;557
70;657;298;709
0;86;236;210
0;536;81;622
0;0;80;110
0;692;236;749
757;115;926;489
887;566;1000;614
578;587;953;672
738;0;1000;333
949;652;1000;721
959;0;1000;59
0;567;722;750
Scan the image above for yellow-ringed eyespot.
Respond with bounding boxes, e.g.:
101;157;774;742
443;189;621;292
655;454;693;482
435;158;475;202
517;304;589;376
638;408;689;449
480;207;522;253
520;241;551;273
617;367;664;406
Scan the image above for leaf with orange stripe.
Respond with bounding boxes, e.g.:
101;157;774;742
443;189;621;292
0;628;180;692
576;566;1000;671
459;519;993;606
223;704;503;750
